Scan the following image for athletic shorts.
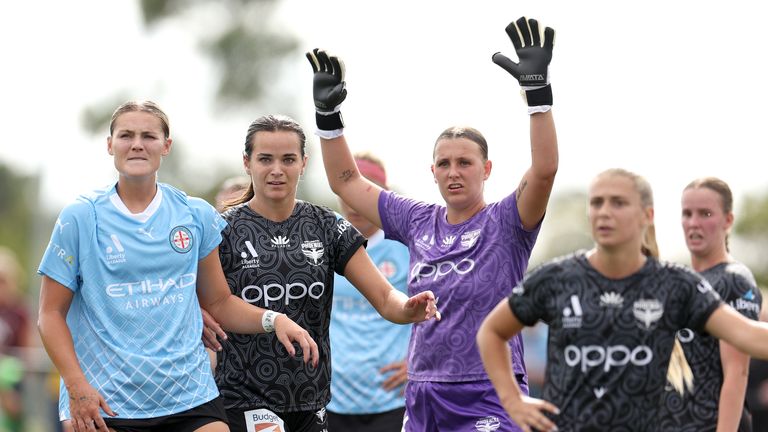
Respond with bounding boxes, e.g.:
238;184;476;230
327;406;405;432
225;406;328;432
404;379;527;432
102;397;227;431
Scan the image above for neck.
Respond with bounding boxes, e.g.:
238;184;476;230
588;245;648;279
116;178;157;213
690;248;729;272
445;197;486;225
249;197;296;222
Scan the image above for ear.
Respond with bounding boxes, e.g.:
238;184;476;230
107;136;114;155
243;153;251;175
484;160;492;180
301;155;309;176
644;206;655;226
431;164;437;183
724;211;735;232
161;138;172;156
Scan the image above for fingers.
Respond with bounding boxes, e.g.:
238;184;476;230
515;16;532;47
99;394;117;417
492;52;520;79
528;18;541;47
329;55;345;82
504;21;523;50
202;326;222;351
543;26;556;51
306;49;320;73
276;331;296;357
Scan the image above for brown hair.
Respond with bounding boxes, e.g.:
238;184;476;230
109;100;170;139
684;177;733;252
433;126;489;161
225;115;306;210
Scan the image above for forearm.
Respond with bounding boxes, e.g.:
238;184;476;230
320;135;359;196
206;294;267;334
38;312;87;385
529;110;558;181
376;288;413;324
717;373;748;431
478;327;525;405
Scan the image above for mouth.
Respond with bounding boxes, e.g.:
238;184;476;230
267;181;285;186
447;183;463;191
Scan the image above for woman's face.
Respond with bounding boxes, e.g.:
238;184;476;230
244;130;307;203
107;111;171;181
588;174;652;251
681;187;732;259
431;137;490;209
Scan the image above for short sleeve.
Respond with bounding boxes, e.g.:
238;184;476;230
189;197;227;259
683;276;724;333
508;261;559;326
497;193;543;251
333;215;367;276
379;191;420;244
37;199;93;291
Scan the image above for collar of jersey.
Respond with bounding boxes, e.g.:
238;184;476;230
109;185;164;223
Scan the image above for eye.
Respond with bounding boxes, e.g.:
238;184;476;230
258;156;271;163
460;160;471;166
436;160;448;168
283;157;296;164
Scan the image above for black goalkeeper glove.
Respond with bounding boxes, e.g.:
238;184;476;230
492;17;555;112
306;48;346;137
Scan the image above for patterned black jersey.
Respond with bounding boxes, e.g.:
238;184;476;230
215;201;365;412
508;252;723;432
658;261;761;431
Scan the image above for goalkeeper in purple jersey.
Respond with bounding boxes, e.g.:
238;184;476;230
307;16;558;432
479;169;768;432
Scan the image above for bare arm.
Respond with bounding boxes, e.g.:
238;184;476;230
342;247;438;324
320;135;383;227
196;247;319;366
37;276;115;430
477;299;559;432
516;110;558;230
716;340;750;432
705;304;768;360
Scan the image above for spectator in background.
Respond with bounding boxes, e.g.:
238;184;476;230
215;176;251;213
327;153;411;432
0;246;30;432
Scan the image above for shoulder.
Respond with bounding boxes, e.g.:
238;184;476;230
524;251;584;286
296;200;338;222
722;261;758;288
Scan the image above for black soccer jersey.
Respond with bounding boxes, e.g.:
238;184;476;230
508;251;723;432
215;201;366;412
658;261;761;431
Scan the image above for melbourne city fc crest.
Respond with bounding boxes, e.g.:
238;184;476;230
169;226;193;253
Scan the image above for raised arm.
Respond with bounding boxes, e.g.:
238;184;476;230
196;247;319;366
38;276;116;430
342;246;438;324
492;17;558;229
477;299;559;432
306;48;383;227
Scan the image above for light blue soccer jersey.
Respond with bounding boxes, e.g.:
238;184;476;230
328;230;411;414
38;183;226;420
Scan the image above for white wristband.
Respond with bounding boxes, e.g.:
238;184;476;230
262;310;281;333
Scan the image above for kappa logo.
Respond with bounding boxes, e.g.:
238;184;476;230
562;295;583;328
599;291;624;307
105;234;127;264
633;299;663;329
415;233;434;251
271;235;290;247
239;240;260;269
461;229;481;248
169;226;193;254
302;240;325;266
441;235;457;247
475;416;501;432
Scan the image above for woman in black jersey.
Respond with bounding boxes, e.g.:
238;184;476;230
206;114;439;432
476;168;768;432
658;177;760;432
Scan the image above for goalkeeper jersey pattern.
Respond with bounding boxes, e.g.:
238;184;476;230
508;252;723;431
378;190;539;383
216;201;365;412
38;183;226;420
658;261;761;431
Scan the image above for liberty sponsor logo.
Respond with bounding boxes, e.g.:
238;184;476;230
336;218;352;237
271;235;290;248
105;272;195;310
106;234;127;264
562;295;583;328
242;281;326;307
244;408;285;432
565;344;653;372
410;258;475;282
240;240;260;268
440;235;456;248
599;291;624;308
415;233;435;251
676;328;695;343
55;218;70;234
169;226;193;254
301;240;325;266
378;260;397;278
49;243;75;266
461;229;481;248
475;416;501;432
730;291;761;315
593;387;607;399
633;299;663;329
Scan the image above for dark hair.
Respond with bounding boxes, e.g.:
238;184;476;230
109;101;170;139
684;177;733;251
595;168;658;258
433;126;489;161
225;115;307;210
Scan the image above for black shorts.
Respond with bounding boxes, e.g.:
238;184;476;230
103;397;227;432
327;407;406;432
225;406;328;432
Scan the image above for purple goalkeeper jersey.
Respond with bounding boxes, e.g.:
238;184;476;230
379;191;541;382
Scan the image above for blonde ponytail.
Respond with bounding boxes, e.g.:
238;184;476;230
666;338;694;395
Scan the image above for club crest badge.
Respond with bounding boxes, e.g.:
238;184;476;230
169;226;193;253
